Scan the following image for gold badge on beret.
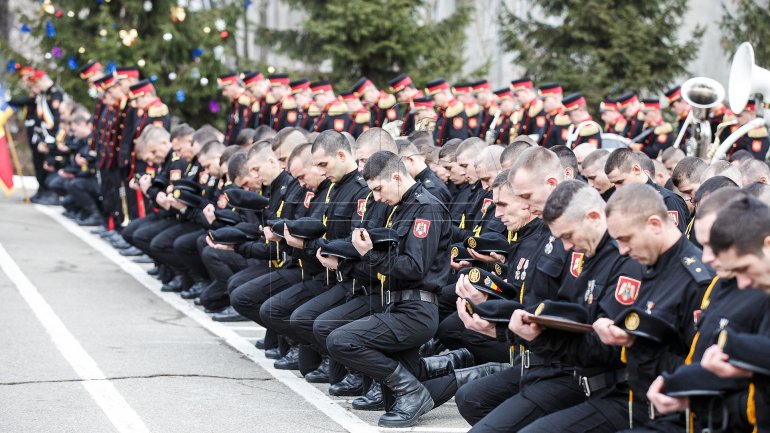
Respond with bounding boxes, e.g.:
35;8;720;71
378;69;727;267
465;301;474;316
625;312;640;331
467;237;477;249
451;246;459;258
494;263;502;275
469;268;481;283
534;302;545;316
173;189;181;198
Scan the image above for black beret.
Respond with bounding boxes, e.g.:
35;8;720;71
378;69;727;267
368;227;399;252
464;298;523;323
662;364;745;397
464;232;509;257
614;307;683;348
719;330;770;376
172;178;203;194
207;227;250;245
527;300;593;333
172;187;203;207
267;219;285;238
285;217;326;240
450;242;474;263
318;238;361;260
459;267;517;300
233;222;262;239
225;189;269;211
214;208;242;226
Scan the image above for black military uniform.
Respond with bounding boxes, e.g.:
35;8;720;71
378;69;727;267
617;92;646;140
388;74;418;136
414;167;451;205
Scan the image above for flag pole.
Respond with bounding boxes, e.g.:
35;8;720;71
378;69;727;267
4;124;30;203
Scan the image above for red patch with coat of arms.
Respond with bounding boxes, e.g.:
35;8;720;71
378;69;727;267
387;109;397;121
453;117;464;129
287;111;298;123
615;276;641;305
333;118;345;131
469;118;478;129
481;198;493;216
357;199;366;217
536;116;546;127
413;219;431;238
570;252;584;277
667;210;679;226
753;140;763;153
304;191;315;208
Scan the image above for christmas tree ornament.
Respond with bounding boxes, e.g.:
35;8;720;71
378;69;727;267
168;72;177;81
213;45;225;60
51;46;62;59
244;0;253;7
175;89;186;102
45;21;56;38
200;77;209;86
78;46;86;54
55;10;64;18
219;31;229;39
106;61;116;74
137;59;146;67
203;26;211;34
150;75;158;82
44;53;52;60
20;23;32;33
6;61;16;73
214;19;226;32
209;100;220;113
143;1;153;12
67;56;78;70
67;10;75;18
189;67;200;79
163;32;173;41
169;5;186;23
39;0;56;15
191;48;204;58
119;29;138;47
99;29;107;36
78;8;90;19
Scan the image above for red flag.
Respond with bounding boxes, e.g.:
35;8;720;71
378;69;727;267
0;101;15;194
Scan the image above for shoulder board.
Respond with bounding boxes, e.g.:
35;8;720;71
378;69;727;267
579;123;600;136
415;193;433;204
329;102;348;117
265;93;277;105
554;114;571;126
238;95;252;106
636;112;645;121
377;93;397;109
308;104;321;117
465;103;481;117
681;255;715;284
723;113;737;122
355;176;368;188
148;103;168;117
251;101;261;112
748;126;768;138
528;99;544;117
355;111;371;124
654;123;673;135
281;97;297;110
445;101;465;118
613;119;628;133
488;105;499;116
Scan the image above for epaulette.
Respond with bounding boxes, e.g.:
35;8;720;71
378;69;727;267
465;103;481;117
251;101;261;112
265;93;277;105
119;97;127;110
723;113;737;123
579;123;600;136
415;192;432;204
238;94;252;106
148;103;169;118
681;255;715;284
281;96;297;110
377;93;397;110
613;119;628;133
528;99;544;117
329;102;348;117
748;126;768;138
654;123;673;135
554;114;571;126
308;104;321;117
355;110;371;124
636;111;645;121
355;175;368;188
445;101;465;118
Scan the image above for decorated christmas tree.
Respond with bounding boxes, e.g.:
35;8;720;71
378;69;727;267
2;0;243;126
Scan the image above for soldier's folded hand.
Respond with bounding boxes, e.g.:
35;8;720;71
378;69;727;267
510;309;542;341
315;248;339;270
352;228;373;256
456;298;496;338
700;344;752;379
455;274;488;304
593;317;635;347
283;226;304;249
468;249;506;264
205;235;235;251
203;204;216;224
450;260;471;271
646;376;688;414
138;174;152;192
263;226;281;242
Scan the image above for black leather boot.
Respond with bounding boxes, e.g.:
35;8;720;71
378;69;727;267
274;345;300;370
304;356;330;383
329;371;365;396
352;380;384;411
418;337;446;357
421;348;475;378
453;362;510;388
378;364;434;428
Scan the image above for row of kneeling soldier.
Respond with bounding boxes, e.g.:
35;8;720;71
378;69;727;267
7;60;770;432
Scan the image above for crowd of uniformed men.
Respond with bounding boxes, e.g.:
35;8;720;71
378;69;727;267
8;60;770;432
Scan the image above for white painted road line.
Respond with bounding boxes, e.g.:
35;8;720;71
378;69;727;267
0;243;151;433
36;205;383;433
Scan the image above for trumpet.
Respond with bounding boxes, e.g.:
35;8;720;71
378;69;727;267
119;184;130;227
485;110;501;144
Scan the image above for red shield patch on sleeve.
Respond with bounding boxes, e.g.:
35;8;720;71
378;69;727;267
217;194;229;209
413;219;431;238
333;118;345;131
304;191;315;208
468;118;478;129
657;134;667;143
481;198;493;216
667;210;679;226
615;276;641;305
561;129;569;140
752;140;763;153
145;167;156;177
452;117;464;130
536;116;546;127
287;111;298;123
199;172;210;184
357;199;366;217
169;169;181;181
570;252;584;277
387;109;397;121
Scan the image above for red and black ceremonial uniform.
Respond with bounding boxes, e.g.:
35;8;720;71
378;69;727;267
708;103;732;139
617;92;646;140
312;100;350;133
665;85;692;144
347;108;371;139
224;92;251;146
302;103;320;131
600;99;628;136
518;98;548;144
465;102;483;137
388;74;418;136
371;91;401;128
270;95;302;131
241;71;265;128
543;109;571;148
730;125;770;160
562;93;601;148
433;100;469;146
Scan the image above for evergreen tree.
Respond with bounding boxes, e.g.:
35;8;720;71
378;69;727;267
1;0;241;126
499;0;703;110
721;0;770;67
256;0;474;90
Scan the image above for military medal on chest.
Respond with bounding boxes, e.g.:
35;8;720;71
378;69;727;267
585;280;595;304
544;235;555;255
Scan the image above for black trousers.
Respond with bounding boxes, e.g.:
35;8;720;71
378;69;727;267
172;228;208;282
68;177;100;213
198;247;252;309
313;292;385;383
455;363;522;425
437;312;511;364
45;172;68;196
467;373;586;432
230;267;303;350
290;282;352;353
326;299;439;381
99;168;122;227
150;222;201;277
259;278;326;344
519;393;651;433
131;218;178;259
227;264;272;293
